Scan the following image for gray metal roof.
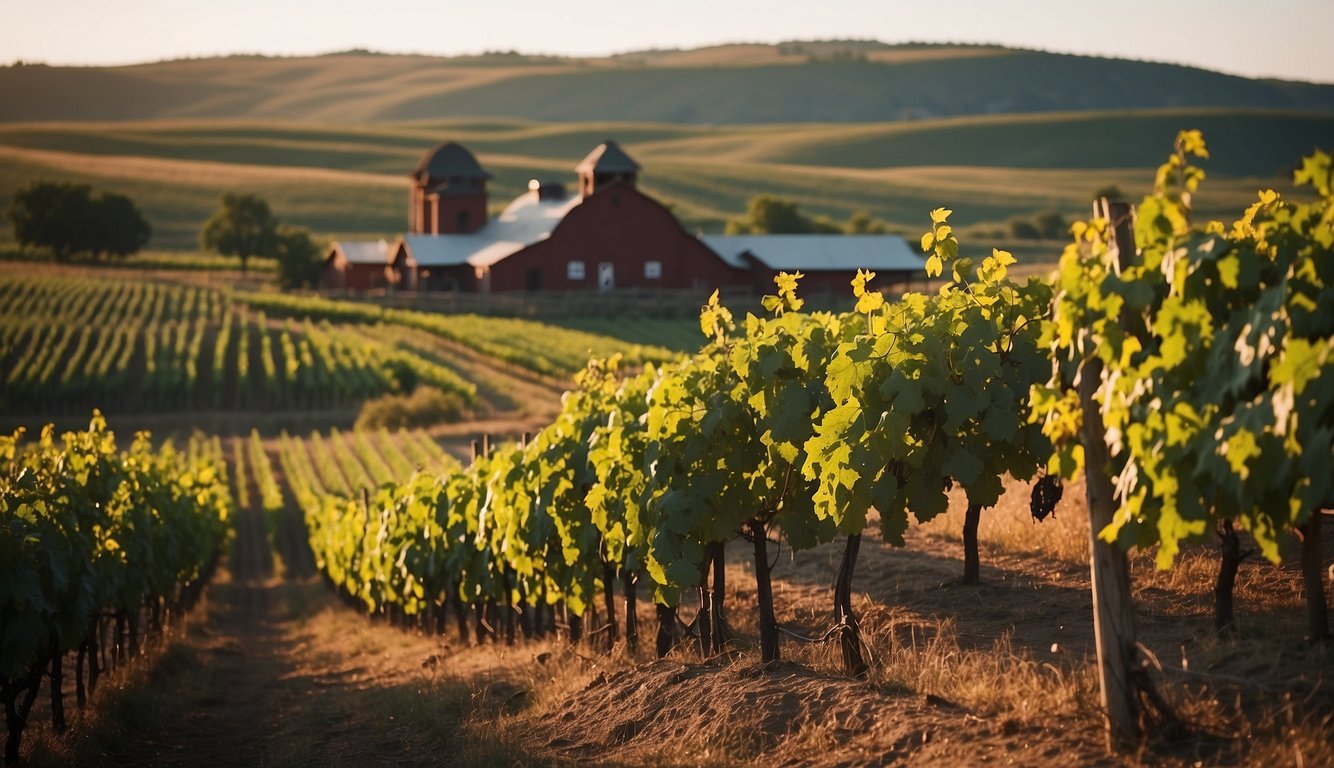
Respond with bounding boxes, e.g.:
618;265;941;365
576;140;641;174
330;239;390;265
397;191;581;269
413;141;492;181
700;234;924;272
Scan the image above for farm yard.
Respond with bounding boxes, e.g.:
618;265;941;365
2;37;1333;768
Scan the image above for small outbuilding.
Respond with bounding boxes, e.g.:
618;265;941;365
700;234;923;294
322;239;391;292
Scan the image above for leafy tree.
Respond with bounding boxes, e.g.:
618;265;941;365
274;225;323;289
725;195;841;235
1008;217;1042;240
7;181;90;259
844;210;890;234
200;192;278;273
726;196;895;237
1092;183;1125;201
89;191;151;258
1033;210;1068;240
6;181;149;261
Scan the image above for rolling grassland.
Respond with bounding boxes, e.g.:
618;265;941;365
3;43;1331;124
2;110;1327;250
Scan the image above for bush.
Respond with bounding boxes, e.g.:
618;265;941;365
725;195;842;234
1092;184;1124;202
355;386;468;430
1007;218;1042;240
1033;210;1068;240
275;225;323;289
844;210;891;234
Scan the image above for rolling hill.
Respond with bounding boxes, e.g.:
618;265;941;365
2;42;1332;124
2;110;1324;250
1;42;1329;255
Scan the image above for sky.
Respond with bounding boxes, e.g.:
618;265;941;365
4;0;1332;84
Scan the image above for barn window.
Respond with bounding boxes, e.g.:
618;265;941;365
567;260;586;280
644;261;662;279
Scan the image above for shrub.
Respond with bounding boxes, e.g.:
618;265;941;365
1007;218;1042;240
1032;210;1068;240
355;386;468;430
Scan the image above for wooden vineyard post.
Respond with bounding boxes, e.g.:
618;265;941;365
1082;199;1141;750
1300;510;1330;640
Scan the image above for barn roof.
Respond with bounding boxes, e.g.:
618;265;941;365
398;190;580;268
330;239;390;265
699;234;924;273
576;140;641;174
412;141;492;182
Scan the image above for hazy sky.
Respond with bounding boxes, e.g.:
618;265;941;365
5;0;1332;83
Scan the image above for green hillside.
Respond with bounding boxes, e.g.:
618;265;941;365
1;109;1326;250
1;43;1331;124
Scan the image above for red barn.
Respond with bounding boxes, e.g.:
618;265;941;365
324;140;923;296
322;239;392;292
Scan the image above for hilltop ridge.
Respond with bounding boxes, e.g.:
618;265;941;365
3;41;1331;124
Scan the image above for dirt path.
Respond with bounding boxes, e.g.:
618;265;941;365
80;503;462;767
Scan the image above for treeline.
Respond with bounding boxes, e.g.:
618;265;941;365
5;185;323;287
6;181;150;261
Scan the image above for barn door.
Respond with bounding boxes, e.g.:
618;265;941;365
598;262;615;291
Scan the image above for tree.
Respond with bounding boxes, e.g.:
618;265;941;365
200;192;278;273
88;191;151;258
725;195;841;235
7;181;90;260
274;226;323;289
1033;210;1068;240
7;181;150;261
1008;217;1042;240
726;196;895;236
844;210;890;234
1092;184;1124;202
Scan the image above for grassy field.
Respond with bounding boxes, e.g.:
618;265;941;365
2;44;1331;124
1;109;1325;251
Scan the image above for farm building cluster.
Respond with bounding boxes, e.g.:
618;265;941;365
323;140;923;294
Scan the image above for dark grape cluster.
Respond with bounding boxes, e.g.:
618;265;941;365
1030;474;1063;522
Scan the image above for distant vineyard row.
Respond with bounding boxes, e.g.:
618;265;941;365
0;277;679;416
230;426;459;520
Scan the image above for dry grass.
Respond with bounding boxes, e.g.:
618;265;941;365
20;597;217;767
471;551;1330;767
920;475;1092;565
857;610;1098;719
